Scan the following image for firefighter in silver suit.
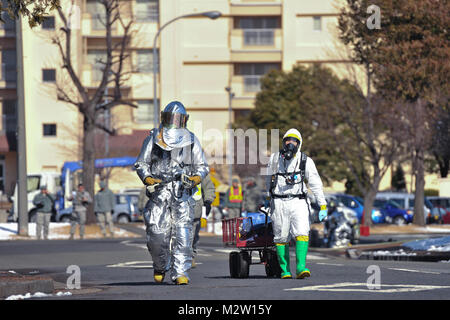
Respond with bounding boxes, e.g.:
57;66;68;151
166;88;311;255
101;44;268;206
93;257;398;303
134;101;209;285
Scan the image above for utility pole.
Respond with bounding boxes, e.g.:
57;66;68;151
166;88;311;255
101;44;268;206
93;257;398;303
16;16;28;236
225;87;234;187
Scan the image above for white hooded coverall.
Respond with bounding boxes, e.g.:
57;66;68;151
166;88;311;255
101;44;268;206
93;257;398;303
267;150;326;244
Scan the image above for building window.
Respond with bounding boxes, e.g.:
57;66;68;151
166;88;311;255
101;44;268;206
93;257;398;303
235;109;251;122
234;63;280;92
86;0;107;30
0;9;15;30
87;50;107;81
313;16;322;31
43;124;57;136
2;100;17;135
42;69;56;82
135;0;159;23
134;100;158;123
136;49;158;73
235;16;280;46
42;16;55;29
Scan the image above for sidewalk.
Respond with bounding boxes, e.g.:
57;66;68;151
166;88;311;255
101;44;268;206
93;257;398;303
310;223;450;235
0;271;54;299
308;223;450;262
0;222;142;241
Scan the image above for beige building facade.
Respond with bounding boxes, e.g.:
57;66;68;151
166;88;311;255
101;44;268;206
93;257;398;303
0;0;444;195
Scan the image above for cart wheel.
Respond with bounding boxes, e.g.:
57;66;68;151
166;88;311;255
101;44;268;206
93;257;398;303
229;251;250;278
264;249;281;278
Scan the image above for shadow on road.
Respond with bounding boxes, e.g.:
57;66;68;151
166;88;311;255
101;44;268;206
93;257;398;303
103;281;171;287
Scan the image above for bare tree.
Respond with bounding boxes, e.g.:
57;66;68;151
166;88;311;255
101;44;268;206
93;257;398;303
323;73;404;226
52;0;137;223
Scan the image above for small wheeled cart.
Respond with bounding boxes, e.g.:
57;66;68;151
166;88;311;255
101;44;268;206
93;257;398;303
222;209;281;278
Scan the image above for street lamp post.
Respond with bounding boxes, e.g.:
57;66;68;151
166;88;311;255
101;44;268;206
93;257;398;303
225;87;234;188
153;11;222;128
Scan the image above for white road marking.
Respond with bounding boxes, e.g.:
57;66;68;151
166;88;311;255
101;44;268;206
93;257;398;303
316;262;345;266
285;282;450;293
106;261;153;268
388;268;441;275
120;240;147;250
106;260;203;268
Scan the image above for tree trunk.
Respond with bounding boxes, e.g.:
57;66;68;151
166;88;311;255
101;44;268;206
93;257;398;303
362;184;378;227
82;114;96;224
413;149;426;226
412;99;426;227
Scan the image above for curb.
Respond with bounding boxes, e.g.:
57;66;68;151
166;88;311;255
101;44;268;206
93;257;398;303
0;273;54;299
309;241;450;262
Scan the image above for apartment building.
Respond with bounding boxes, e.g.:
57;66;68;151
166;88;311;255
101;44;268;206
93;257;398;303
0;5;18;195
1;0;443;194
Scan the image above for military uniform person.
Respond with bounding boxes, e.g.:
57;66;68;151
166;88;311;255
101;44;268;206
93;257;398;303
69;184;92;240
242;177;262;213
192;174;216;266
32;185;55;240
94;181;115;238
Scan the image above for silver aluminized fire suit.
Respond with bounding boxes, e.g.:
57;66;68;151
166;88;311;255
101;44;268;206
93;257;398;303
134;126;209;282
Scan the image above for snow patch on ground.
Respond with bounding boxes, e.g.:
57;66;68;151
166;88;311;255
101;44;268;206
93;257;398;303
0;223;137;240
5;291;72;300
402;236;450;252
0;223;71;240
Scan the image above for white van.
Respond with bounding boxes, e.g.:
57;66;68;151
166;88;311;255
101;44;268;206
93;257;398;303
11;172;61;222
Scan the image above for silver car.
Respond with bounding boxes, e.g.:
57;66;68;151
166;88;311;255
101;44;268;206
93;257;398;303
56;193;142;223
113;193;142;223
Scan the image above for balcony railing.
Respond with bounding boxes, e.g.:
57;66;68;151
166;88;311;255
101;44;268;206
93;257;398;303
243;75;262;92
1;63;16;82
135;10;159;23
1;114;17;134
243;29;274;46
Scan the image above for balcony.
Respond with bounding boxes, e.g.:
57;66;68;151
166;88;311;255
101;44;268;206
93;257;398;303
243;28;274;46
0;114;16;134
0;12;15;37
242;75;262;92
0;63;16;88
231;25;282;61
230;1;282;16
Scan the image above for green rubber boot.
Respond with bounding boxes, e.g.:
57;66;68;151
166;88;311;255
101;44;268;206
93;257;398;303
275;243;292;279
295;236;311;279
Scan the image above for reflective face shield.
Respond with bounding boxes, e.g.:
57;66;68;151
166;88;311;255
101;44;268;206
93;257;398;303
161;112;189;129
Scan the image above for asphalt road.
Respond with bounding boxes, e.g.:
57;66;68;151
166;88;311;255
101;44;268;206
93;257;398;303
1;225;450;303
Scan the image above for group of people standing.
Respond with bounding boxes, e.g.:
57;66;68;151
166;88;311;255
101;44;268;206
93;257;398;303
32;181;115;240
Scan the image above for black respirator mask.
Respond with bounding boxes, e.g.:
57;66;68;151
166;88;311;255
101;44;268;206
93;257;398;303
281;139;299;160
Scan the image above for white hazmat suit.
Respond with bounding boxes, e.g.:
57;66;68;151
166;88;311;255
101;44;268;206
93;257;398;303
266;128;326;279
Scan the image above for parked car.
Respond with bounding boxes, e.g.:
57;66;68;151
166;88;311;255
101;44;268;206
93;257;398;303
375;192;438;224
427;197;450;211
373;199;413;225
56;193;142;223
330;193;384;224
428;197;450;224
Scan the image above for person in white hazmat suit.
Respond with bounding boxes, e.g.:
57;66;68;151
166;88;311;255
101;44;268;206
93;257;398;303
134;101;209;285
266;128;328;279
